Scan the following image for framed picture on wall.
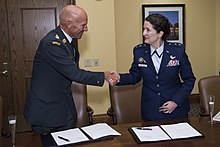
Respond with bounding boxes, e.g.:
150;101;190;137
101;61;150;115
142;4;185;44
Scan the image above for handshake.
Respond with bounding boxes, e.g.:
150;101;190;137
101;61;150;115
104;71;120;86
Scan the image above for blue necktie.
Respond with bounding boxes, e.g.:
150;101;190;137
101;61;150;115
71;39;79;65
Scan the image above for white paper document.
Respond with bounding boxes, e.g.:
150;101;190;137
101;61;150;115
51;128;89;146
160;122;203;139
129;122;203;143
81;123;121;140
213;111;220;121
131;126;171;142
51;123;121;146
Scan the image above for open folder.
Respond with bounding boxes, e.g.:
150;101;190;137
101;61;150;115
51;123;121;146
128;122;204;144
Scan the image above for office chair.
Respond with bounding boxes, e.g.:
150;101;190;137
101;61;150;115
71;81;94;127
198;75;220;116
188;94;200;117
107;81;142;125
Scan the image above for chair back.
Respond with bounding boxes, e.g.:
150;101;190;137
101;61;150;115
198;75;220;116
71;81;93;127
109;81;142;124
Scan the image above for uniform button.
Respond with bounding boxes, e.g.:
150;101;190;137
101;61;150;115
156;84;160;87
155;76;159;79
97;81;100;83
157;92;161;96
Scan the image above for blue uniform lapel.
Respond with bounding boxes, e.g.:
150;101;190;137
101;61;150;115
143;45;157;73
143;42;172;74
55;27;78;62
159;42;171;74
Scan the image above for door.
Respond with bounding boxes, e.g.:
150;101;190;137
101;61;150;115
0;0;75;131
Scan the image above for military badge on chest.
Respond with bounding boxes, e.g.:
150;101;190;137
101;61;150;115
138;57;146;63
167;55;180;67
138;57;148;67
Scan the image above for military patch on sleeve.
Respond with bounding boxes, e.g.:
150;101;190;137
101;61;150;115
55;34;59;39
52;41;61;46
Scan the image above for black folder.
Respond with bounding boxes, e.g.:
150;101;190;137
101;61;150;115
128;122;204;144
51;123;121;146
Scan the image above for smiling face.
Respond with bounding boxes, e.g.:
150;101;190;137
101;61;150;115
142;20;163;48
143;14;171;48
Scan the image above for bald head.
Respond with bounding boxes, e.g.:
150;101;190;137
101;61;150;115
59;5;88;39
59;5;86;23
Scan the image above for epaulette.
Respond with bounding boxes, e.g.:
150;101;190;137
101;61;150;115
51;34;61;46
51;34;68;46
134;43;146;49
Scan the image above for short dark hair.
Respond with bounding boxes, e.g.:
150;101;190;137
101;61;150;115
145;14;171;40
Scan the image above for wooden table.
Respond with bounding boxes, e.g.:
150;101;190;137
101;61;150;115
1;117;220;147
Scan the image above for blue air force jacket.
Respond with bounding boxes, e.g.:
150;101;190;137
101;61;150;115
118;42;196;121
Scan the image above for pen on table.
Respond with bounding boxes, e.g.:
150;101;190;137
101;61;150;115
58;136;70;142
136;127;152;130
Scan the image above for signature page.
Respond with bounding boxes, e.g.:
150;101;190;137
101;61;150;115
160;122;203;139
131;126;171;142
51;128;89;146
81;123;121;140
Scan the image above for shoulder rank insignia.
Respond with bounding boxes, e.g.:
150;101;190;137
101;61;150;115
62;38;67;43
55;34;59;39
135;44;146;48
52;41;60;46
168;42;182;46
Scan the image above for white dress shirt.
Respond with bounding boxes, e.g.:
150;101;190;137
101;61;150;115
151;43;164;73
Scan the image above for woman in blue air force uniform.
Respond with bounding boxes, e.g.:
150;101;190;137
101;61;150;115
117;14;196;121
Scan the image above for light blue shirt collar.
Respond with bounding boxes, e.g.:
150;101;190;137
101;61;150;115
150;42;164;56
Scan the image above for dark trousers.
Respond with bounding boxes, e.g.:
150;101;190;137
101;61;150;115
32;113;76;147
40;133;58;147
